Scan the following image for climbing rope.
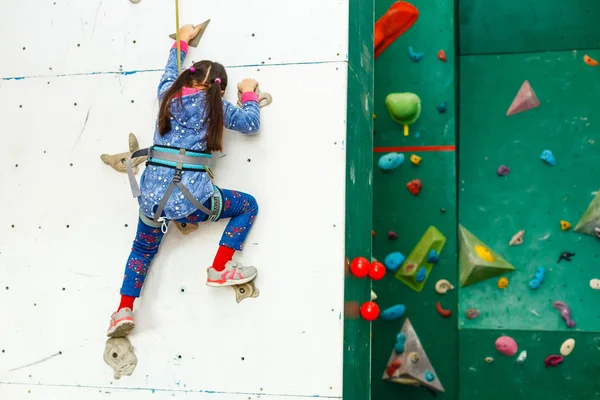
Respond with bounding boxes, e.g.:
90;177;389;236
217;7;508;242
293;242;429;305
175;0;181;72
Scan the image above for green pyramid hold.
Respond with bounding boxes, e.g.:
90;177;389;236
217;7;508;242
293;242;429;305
574;191;600;237
459;225;516;287
395;226;446;292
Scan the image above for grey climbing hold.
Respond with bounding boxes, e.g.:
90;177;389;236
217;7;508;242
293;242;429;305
169;20;211;48
465;308;481;320
233;281;259;303
517;350;527;364
104;337;138;379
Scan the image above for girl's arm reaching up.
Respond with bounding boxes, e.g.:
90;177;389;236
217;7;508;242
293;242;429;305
223;79;261;134
157;24;203;98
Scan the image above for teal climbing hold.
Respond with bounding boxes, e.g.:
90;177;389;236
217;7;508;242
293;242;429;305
381;304;406;321
436;102;447;114
425;371;435;382
395;332;406;354
408;46;423;62
378;152;404;170
540;150;556;166
427;250;439;263
385;252;405;272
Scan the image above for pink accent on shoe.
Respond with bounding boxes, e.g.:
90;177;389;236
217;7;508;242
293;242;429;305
171;40;189;53
114;316;134;325
236;272;244;279
241;92;259;104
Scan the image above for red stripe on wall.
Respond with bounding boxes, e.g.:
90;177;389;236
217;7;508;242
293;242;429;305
373;145;456;153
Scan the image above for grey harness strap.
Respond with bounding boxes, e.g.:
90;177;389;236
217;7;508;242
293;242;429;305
126;146;213;221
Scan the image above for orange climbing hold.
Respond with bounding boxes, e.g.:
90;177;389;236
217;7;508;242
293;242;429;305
436;301;451;318
560;220;572;231
375;2;419;59
584;55;598;67
437;50;447;62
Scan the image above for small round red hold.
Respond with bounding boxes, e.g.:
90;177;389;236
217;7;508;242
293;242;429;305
406;179;422;196
438;50;447;62
369;262;386;280
360;301;380;321
350;257;371;278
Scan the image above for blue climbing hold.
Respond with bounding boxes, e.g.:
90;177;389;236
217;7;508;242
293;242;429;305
395;332;406;354
427;250;440;263
540;150;556;166
408;46;424;62
425;371;435;382
416;266;427;283
381;304;406;321
378;152;405;170
384;252;405;272
436;102;447;114
529;267;545;290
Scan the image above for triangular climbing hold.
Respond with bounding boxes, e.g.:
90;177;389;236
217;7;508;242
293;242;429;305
382;318;445;393
459;225;516;287
574;192;600;237
560;220;572;231
394;226;446;292
506;80;540;116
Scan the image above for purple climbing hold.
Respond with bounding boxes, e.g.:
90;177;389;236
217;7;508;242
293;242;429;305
553;301;576;328
497;165;510;176
388;231;398;240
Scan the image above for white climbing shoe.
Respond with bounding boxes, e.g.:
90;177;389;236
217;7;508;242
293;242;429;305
206;260;257;287
107;308;135;338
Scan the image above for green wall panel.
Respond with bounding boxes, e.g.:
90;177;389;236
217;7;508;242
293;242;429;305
459;329;600;400
459;50;600;332
372;0;458;397
459;0;600;55
343;0;374;398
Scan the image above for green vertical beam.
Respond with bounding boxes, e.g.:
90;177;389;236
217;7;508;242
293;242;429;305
343;0;374;398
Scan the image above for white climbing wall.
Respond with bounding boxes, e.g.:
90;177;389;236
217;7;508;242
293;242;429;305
0;1;350;399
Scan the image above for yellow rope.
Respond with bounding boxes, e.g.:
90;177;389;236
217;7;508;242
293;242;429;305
175;0;181;73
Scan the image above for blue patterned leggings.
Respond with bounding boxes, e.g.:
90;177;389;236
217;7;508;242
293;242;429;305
120;188;258;297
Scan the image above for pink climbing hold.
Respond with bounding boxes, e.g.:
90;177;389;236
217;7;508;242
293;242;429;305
495;335;518;356
506;80;540;116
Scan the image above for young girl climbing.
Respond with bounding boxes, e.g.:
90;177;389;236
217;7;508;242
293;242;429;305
107;24;261;338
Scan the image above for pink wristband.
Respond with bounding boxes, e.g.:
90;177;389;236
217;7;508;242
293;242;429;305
171;40;189;53
241;92;259;104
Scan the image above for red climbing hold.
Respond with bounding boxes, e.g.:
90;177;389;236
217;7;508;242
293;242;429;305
360;301;380;321
437;50;446;62
406;179;422;195
375;1;419;58
544;355;564;368
350;257;371;278
369;262;386;280
386;358;402;376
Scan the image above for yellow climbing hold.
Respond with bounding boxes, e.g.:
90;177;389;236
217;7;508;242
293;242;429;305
475;245;495;262
560;220;572;231
410;155;422;166
497;277;509;289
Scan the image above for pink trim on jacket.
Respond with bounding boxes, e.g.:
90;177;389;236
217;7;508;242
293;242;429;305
241;92;259;104
171;40;189;53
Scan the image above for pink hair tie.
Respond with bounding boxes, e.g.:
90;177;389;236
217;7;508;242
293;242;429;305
189;66;196;72
214;78;221;84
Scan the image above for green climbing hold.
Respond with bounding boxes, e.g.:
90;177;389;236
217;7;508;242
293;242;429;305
385;92;421;136
394;226;446;292
574;191;600;237
459;225;516;287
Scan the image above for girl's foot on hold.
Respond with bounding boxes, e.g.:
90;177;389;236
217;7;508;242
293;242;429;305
107;308;135;337
206;260;257;287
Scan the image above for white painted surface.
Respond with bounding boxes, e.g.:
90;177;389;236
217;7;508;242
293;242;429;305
0;0;349;398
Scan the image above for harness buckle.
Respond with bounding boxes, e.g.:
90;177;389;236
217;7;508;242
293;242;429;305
173;168;183;183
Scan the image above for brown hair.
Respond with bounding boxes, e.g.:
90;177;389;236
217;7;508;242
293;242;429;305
158;60;228;152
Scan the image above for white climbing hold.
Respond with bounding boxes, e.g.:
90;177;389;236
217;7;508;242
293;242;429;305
517;350;527;364
485;357;494;363
435;279;454;294
560;338;575;356
590;279;600;290
130;0;141;3
371;290;378;301
509;230;525;246
104;337;137;379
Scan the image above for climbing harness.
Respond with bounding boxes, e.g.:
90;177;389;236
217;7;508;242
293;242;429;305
127;145;220;231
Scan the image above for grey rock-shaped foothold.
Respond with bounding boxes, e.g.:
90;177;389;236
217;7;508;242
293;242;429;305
497;165;510;176
104;337;138;379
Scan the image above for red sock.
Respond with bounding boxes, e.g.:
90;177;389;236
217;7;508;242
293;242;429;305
212;245;235;271
118;295;136;311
